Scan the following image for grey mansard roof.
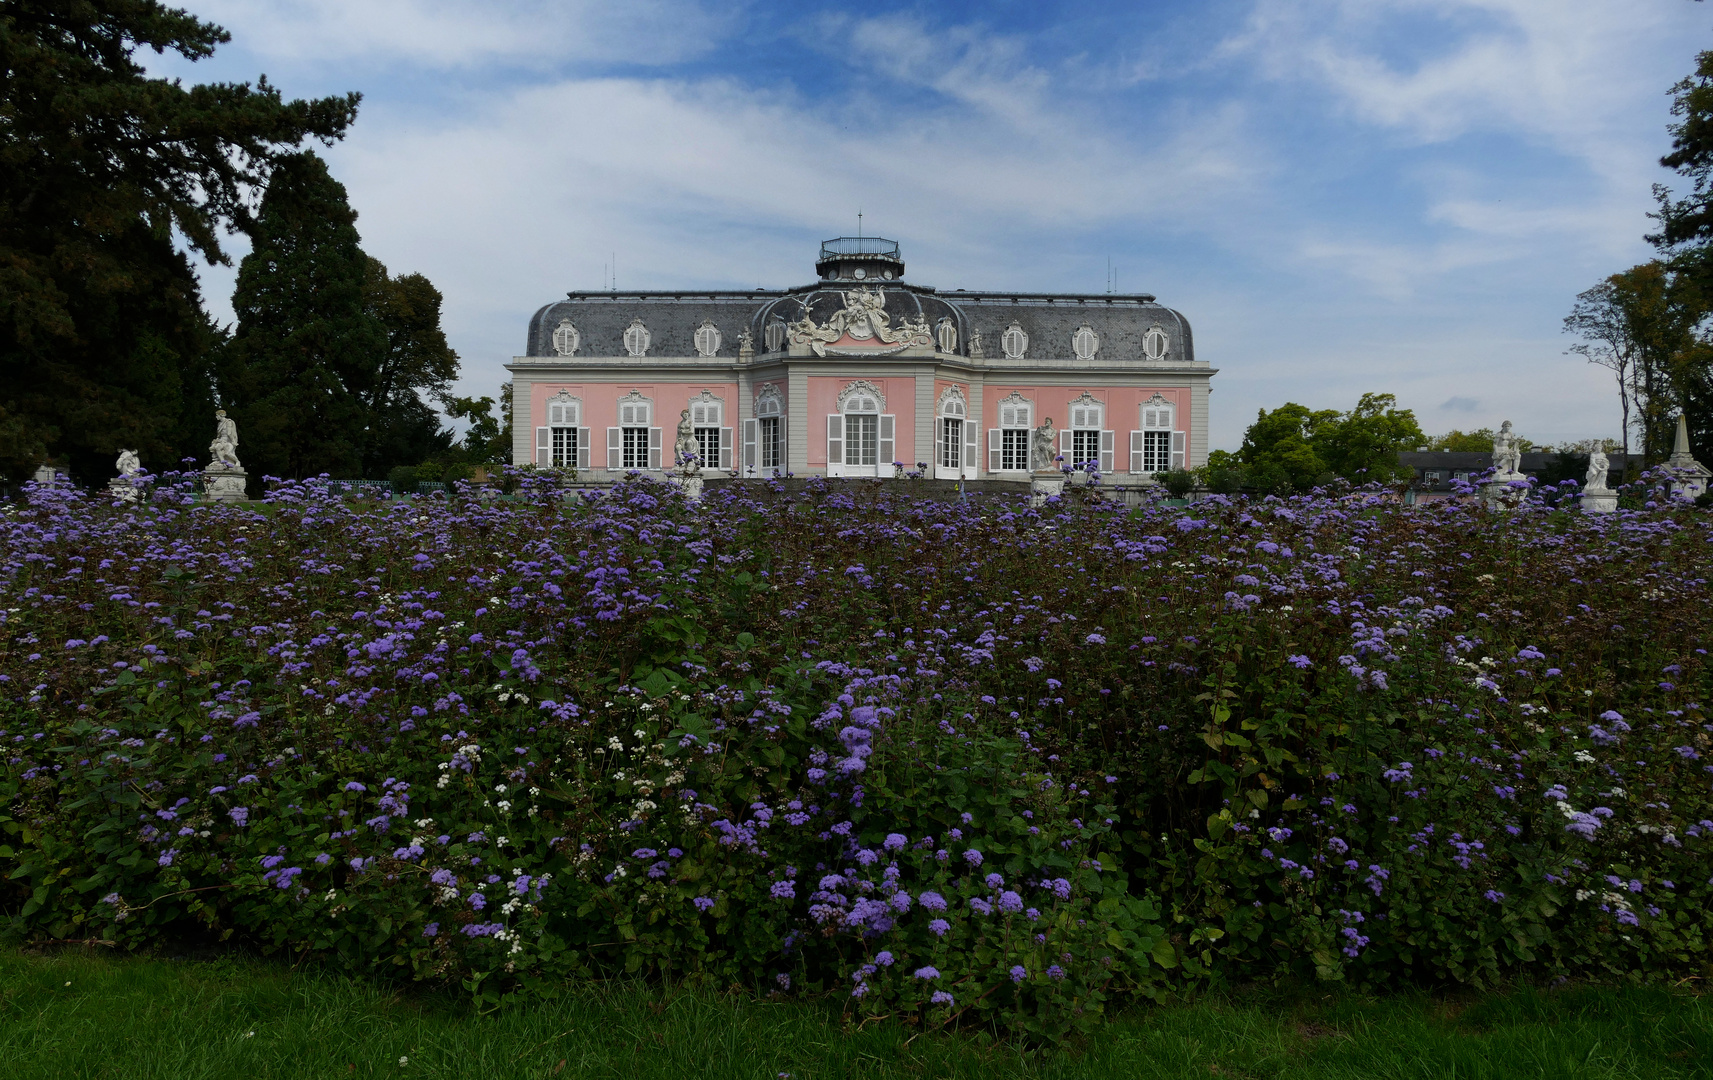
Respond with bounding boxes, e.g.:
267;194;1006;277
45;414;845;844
523;281;1196;365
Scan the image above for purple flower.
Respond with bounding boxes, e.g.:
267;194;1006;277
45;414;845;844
883;833;907;851
963;849;983;867
228;806;249;827
998;890;1024;913
423;923;439;937
969;897;993;915
1047;964;1066;980
928;918;950;937
875;951;895;966
919;891;947;911
344;781;366;792
1010;965;1027;983
1287;654;1312;668
693;896;715;912
930;990;954;1006
914;966;940;980
468;892;486;910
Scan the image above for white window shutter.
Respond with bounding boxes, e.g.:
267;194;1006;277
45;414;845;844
878;414;895;470
719;426;732;470
1130;431;1144;474
537;426;550;466
1100;430;1114;474
826;415;843;477
1059;428;1071;459
1171;430;1186;470
777;416;786;472
577;428;590;470
988;428;1001;472
648;427;662;470
964;422;978;477
742;418;757;472
607;427;621;470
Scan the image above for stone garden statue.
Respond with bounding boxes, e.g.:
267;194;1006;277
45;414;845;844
1491;420;1522;477
115;448;140;476
673;408;699;475
1585;448;1610;493
208;409;241;470
1030;417;1058;472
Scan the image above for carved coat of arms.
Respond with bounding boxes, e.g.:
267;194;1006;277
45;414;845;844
787;286;933;357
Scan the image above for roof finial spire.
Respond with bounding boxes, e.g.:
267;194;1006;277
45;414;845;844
857;209;862;239
1676;412;1692;457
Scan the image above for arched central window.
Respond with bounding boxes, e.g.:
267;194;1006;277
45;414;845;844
936;387;974;479
827;381;893;478
745;385;785;474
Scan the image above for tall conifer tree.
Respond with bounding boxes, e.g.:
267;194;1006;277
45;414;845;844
0;1;358;482
221;152;383;481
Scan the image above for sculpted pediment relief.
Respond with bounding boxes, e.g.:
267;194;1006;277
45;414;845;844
786;287;935;357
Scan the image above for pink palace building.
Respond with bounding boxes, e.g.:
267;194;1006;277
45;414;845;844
508;237;1214;482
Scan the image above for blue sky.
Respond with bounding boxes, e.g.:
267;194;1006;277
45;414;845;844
149;0;1713;450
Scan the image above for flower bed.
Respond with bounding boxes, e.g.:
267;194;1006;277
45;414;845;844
2;475;1710;1036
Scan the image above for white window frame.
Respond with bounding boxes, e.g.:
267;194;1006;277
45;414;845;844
693;320;722;358
537;394;589;470
936;387;973;479
1071;325;1098;361
743;385;786;475
1064;395;1112;474
1129;396;1183;476
551;319;579;357
1142;325;1170;361
607;393;661;471
1001;322;1028;360
988;393;1033;473
687;393;732;471
623;318;651;357
828;381;892;478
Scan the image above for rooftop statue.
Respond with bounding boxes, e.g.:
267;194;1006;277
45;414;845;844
115;449;141;477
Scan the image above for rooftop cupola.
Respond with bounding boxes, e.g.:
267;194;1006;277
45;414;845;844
816;236;903;282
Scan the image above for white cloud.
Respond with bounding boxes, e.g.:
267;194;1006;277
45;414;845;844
153;2;1700;450
182;0;737;69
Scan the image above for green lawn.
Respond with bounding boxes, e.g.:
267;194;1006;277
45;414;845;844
0;949;1707;1079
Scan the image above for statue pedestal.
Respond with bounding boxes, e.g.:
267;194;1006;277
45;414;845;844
108;478;141;503
1480;475;1526;510
675;474;704;502
1580;489;1617;514
1031;475;1065;507
204;468;248;504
